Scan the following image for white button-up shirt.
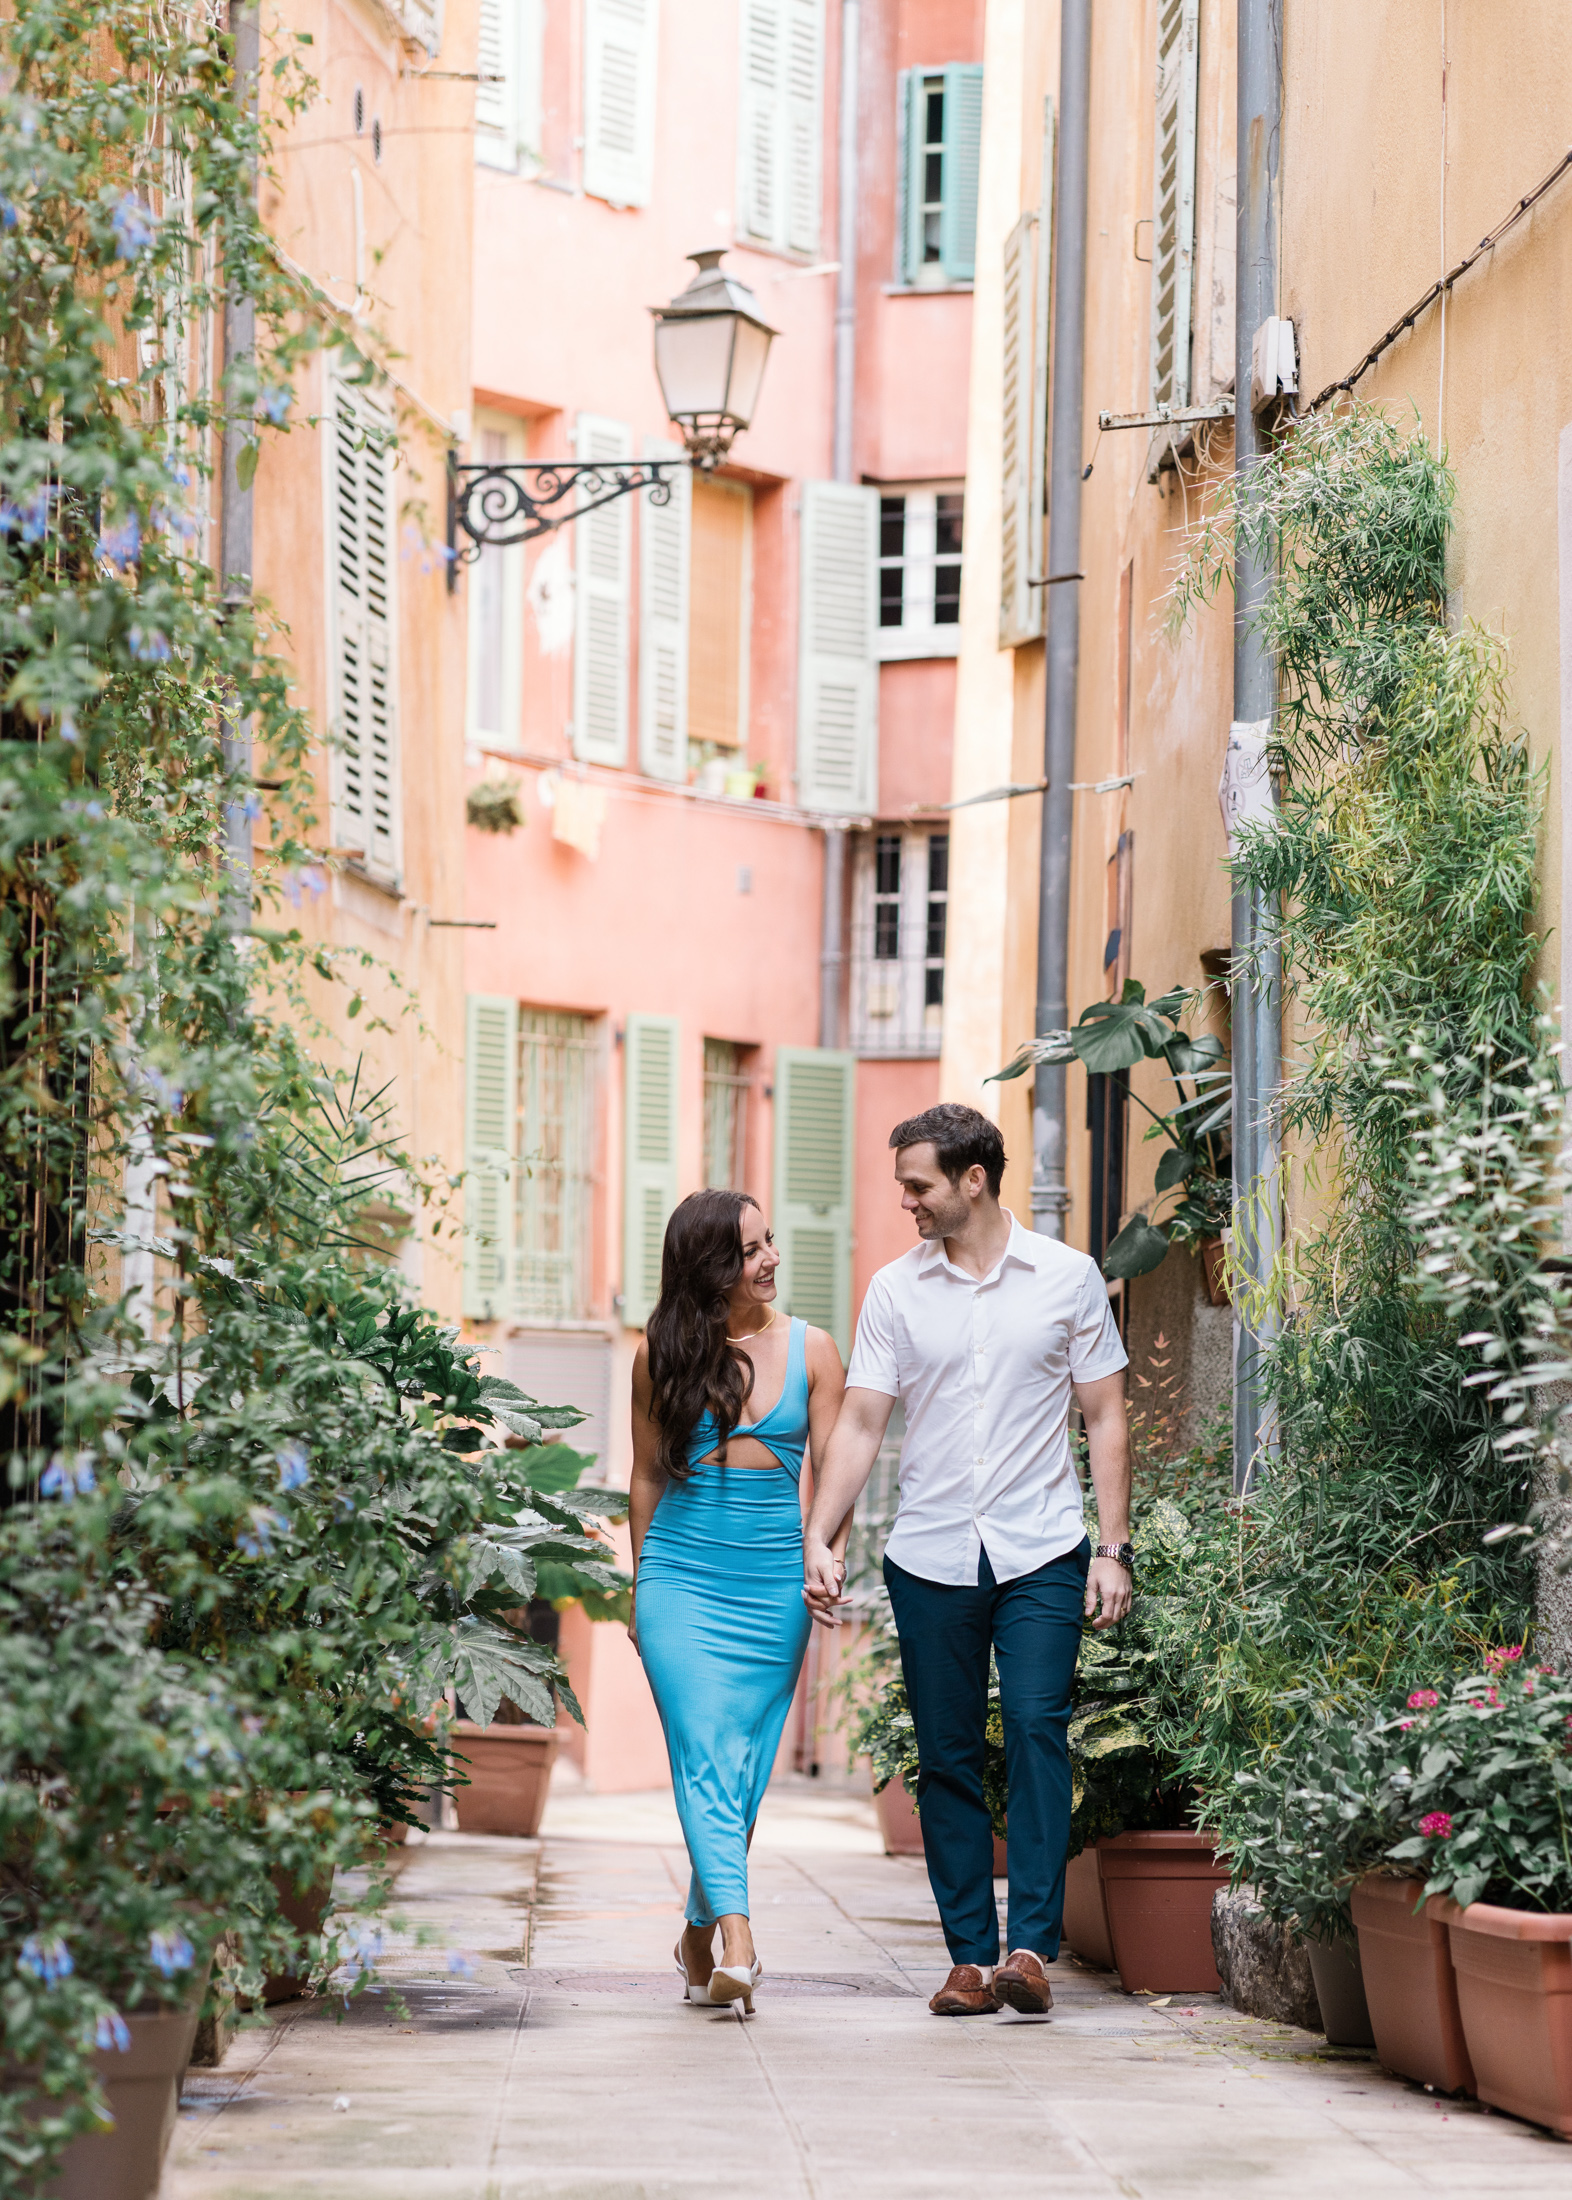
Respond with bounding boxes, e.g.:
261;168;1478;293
846;1214;1128;1587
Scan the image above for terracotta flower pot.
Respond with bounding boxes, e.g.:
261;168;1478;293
48;1998;202;2200
1306;1933;1376;2047
1062;1842;1115;1970
263;1870;333;2006
449;1721;559;1837
1446;1900;1572;2134
1350;1875;1474;2094
1099;1830;1229;1993
1200;1235;1229;1306
871;1779;1006;1874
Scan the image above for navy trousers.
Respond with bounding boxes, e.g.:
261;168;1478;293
884;1538;1089;1966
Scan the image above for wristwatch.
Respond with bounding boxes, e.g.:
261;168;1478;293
1095;1541;1135;1570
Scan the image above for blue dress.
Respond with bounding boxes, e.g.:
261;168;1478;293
636;1316;813;1927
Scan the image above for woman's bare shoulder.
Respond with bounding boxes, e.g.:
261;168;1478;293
803;1324;846;1380
631;1335;653;1398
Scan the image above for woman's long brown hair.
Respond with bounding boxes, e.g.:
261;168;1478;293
645;1189;762;1481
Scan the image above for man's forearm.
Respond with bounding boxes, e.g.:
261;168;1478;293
806;1427;882;1547
1085;1419;1131;1540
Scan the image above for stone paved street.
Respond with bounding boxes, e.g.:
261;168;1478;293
166;1775;1572;2198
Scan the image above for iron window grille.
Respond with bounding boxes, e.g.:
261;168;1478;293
513;1009;599;1322
702;1038;752;1191
849;827;948;1057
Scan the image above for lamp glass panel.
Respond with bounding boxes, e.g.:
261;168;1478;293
654;314;737;422
722;319;772;427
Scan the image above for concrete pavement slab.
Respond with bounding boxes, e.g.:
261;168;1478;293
164;1779;1572;2199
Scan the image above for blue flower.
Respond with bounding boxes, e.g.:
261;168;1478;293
98;512;141;568
142;1068;184;1113
149;1929;194;1978
39;1453;95;1499
334;1491;356;1520
343;1921;385;1974
0;196;17;230
259;386;293;425
127;626;171;663
446;1950;479;1978
235;1506;283;1557
19;1935;73;1985
111;192;155;259
2;486;53;544
58;713;80;746
241;790;264;823
283;864;328;907
95;2009;132;2053
276;1443;310;1491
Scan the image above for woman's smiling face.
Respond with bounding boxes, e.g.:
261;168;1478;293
733;1202;780;1310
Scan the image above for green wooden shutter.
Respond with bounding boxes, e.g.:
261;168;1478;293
637;436;690;781
622;1013;680;1328
464;993;518;1320
773;1047;855;1357
939;63;984;283
1151;0;1199;407
573;413;632;766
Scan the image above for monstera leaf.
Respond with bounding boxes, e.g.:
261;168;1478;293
1102;1215;1172;1279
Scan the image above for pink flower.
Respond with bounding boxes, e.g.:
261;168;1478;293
1407;1690;1440;1710
1484;1645;1525;1674
1419;1812;1453;1839
1398;1718;1416;1730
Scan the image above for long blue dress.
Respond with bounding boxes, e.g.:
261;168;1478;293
637;1316;813;1927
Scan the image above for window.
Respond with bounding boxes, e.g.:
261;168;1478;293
896;64;984;288
326;372;399;882
849;827;948;1056
876;484;963;660
688;477;752;753
738;0;824;258
467;415;525;748
703;1039;752;1190
1150;0;1200;409
514;1010;598;1322
476;0;544;174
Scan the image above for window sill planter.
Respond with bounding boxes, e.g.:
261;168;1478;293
49;1992;203;2200
1446;1900;1572;2135
1306;1933;1375;2047
1350;1874;1474;2094
1062;1841;1115;1970
1099;1831;1229;1993
449;1721;559;1838
872;1778;1006;1873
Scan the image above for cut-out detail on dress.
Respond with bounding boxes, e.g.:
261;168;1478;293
689;1316;809;1482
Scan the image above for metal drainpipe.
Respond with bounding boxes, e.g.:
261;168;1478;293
1029;0;1092;1240
219;0;259;932
817;0;859;1052
1230;0;1283;1492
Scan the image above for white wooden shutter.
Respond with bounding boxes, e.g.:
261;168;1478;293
328;377;399;882
772;1047;854;1356
797;480;877;814
998;213;1039;648
572;413;632;766
938;63;984;282
1151;0;1200;407
464;994;518;1320
638;437;690;781
583;0;658;208
739;0;781;245
899;69;924;284
475;0;518;169
893;67;912;283
783;0;823;255
622;1013;680;1328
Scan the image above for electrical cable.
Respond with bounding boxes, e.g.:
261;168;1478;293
1307;142;1572;413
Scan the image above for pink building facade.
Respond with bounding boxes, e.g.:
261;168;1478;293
462;0;982;1785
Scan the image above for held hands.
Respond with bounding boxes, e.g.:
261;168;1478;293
802;1534;849;1628
1084;1556;1133;1630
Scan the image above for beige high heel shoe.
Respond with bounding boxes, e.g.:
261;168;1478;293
674;1941;716;2005
708;1957;763;2014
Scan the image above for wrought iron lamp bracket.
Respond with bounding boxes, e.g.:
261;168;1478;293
445;454;693;589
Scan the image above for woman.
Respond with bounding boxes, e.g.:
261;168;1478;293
630;1189;848;2014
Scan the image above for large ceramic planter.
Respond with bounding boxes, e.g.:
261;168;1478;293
1350;1875;1474;2094
48;1998;202;2200
1099;1831;1229;1993
871;1779;1006;1873
1307;1933;1376;2048
1061;1842;1115;1970
450;1721;559;1837
263;1869;333;2006
1447;1900;1572;2134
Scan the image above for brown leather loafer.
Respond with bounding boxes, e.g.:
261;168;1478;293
993;1948;1053;2014
929;1964;1000;2015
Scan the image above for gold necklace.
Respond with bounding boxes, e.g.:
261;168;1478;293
726;1305;778;1345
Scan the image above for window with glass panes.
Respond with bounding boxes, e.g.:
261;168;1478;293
513;1009;597;1321
850;827;949;1055
702;1038;751;1190
877;484;963;659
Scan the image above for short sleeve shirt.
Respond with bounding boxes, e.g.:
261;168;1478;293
846;1214;1127;1586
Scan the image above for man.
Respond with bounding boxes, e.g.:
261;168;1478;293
803;1104;1133;2017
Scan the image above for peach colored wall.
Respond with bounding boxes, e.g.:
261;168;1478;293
251;0;474;1318
853;1058;940;1307
878;657;957;814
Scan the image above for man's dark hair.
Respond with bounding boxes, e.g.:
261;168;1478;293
889;1104;1007;1198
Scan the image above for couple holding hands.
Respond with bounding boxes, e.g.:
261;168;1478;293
629;1102;1134;2019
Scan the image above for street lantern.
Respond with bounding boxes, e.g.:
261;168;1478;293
651;251;778;470
446;248;779;586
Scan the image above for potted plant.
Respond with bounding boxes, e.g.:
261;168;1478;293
1381;1653;1572;2132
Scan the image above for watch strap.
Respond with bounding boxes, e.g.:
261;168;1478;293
1095;1541;1135;1569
